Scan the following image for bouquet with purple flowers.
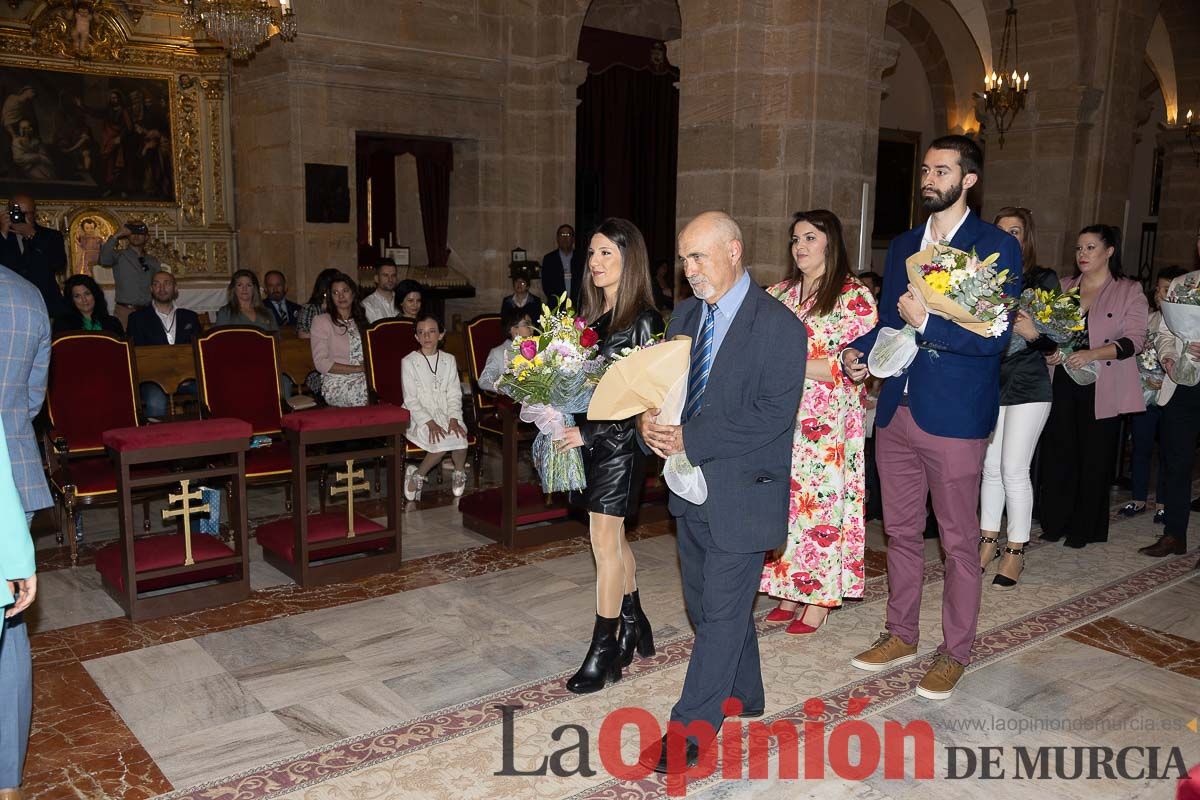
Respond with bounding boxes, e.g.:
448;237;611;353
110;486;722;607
496;295;604;492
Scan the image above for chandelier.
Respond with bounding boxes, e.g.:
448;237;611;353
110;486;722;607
182;0;298;61
981;0;1030;148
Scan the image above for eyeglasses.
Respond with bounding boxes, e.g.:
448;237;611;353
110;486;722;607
558;232;574;238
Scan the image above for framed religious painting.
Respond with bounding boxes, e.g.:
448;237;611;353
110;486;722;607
0;65;175;202
66;209;118;276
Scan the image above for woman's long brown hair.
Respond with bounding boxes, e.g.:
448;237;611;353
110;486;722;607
580;217;657;331
782;209;852;317
993;206;1039;275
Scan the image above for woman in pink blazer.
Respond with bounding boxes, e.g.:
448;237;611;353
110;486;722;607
1038;225;1147;548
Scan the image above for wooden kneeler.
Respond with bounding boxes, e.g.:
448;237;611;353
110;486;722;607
459;400;586;548
95;418;253;621
255;404;409;587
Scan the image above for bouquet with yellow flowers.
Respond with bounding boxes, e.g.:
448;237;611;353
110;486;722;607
496;295;605;492
1007;286;1085;356
868;244;1016;378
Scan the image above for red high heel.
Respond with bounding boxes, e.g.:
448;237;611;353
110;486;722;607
766;604;798;622
786;605;830;635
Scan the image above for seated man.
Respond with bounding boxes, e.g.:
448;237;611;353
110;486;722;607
126;270;200;418
479;309;532;394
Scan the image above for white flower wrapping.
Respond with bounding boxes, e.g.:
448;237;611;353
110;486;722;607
1160;301;1200;387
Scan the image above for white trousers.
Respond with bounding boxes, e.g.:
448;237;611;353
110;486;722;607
979;401;1052;543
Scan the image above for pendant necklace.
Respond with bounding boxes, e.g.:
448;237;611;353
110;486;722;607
422;351;440;375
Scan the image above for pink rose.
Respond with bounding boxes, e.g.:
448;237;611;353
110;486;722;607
520;339;538;360
574;317;588;330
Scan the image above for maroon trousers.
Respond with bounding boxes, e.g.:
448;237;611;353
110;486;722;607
876;407;988;664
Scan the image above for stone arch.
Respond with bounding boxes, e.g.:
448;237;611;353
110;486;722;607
886;2;957;133
580;0;681;42
1145;12;1179;123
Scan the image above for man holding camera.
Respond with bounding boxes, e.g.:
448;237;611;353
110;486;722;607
0;193;66;318
98;220;159;328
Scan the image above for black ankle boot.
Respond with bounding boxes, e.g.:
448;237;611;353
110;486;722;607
566;615;622;694
617;590;656;667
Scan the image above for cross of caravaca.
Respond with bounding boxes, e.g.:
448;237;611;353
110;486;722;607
162;479;210;566
330;459;369;537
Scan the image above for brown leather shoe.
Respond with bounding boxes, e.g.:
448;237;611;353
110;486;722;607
1138;535;1185;557
916;653;966;700
850;632;917;672
0;787;23;800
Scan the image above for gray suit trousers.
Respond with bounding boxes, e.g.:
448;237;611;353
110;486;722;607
670;505;766;739
0;614;31;788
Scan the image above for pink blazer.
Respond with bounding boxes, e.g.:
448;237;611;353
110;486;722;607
1060;275;1148;419
309;313;357;374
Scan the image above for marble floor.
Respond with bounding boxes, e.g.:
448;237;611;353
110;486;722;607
17;474;1200;800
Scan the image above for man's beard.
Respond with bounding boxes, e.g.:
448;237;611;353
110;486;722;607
688;277;714;300
921;181;963;213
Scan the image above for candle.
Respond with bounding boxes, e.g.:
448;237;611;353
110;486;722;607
379;238;385;256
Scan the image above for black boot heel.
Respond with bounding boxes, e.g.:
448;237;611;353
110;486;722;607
618;590;655;665
567;615;622;694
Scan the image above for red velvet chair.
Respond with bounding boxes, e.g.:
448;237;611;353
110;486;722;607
95;418;252;620
193;326;294;504
364;317;479;489
45;331;155;565
464;314;505;442
254;404;408;586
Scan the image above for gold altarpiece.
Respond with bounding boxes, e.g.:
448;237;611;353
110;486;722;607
0;0;234;283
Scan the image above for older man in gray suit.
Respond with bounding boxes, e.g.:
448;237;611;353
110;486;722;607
0;263;50;797
638;212;807;773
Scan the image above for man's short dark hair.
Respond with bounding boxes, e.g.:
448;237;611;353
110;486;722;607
928;135;984;177
264;269;286;284
557;224;575;236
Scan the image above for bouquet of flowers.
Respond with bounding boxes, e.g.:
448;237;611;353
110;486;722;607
496;296;604;492
868;244;1016;378
1138;336;1164;406
587;337;707;504
1159;279;1200;387
1007;286;1085;355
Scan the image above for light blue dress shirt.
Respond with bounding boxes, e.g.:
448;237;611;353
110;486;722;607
698;269;752;358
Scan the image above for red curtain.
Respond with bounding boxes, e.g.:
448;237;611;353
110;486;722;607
355;136;453;267
575;27;679;268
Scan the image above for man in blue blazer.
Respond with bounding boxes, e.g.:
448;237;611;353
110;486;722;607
841;136;1022;700
0;265;52;520
639;211;807;772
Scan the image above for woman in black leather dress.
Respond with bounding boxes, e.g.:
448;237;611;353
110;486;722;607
559;217;665;694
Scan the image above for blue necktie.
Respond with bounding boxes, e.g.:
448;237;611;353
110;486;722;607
684;304;717;422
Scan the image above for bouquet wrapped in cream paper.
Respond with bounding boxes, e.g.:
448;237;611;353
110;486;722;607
587;336;707;504
868;244;1016;378
1159;280;1200;387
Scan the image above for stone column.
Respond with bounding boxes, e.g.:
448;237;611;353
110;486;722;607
673;0;892;284
1154;129;1200;270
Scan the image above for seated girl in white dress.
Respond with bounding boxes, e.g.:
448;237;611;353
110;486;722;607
401;314;470;500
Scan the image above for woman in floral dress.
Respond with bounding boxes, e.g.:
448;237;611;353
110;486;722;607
760;210;878;634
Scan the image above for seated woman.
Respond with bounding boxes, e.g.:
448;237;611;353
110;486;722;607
478;308;533;393
215;269;279;331
309;272;368;408
53;274;124;335
401;314;470;500
395;279;425;321
297;268;342;339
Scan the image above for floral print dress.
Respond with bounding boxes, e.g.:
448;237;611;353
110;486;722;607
760;278;878;607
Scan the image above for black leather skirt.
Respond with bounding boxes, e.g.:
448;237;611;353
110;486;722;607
569;418;648;518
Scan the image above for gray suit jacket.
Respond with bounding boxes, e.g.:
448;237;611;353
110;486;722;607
668;282;807;553
0;265;52;513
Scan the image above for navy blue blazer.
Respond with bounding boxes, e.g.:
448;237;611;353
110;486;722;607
126;306;202;346
669;283;808;553
851;212;1023;439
